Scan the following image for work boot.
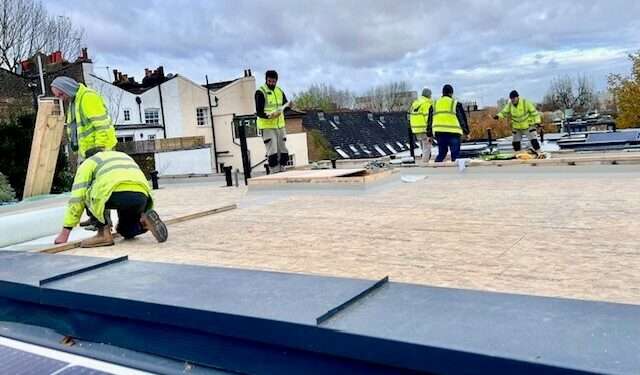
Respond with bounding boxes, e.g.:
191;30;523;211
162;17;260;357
528;147;545;159
141;210;168;243
80;226;115;248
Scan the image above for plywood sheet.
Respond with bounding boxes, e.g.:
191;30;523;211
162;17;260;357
23;98;65;198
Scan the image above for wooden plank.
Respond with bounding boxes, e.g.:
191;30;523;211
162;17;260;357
250;169;367;182
249;170;394;186
23;98;65;198
164;204;237;225
37;204;237;254
408;153;640;169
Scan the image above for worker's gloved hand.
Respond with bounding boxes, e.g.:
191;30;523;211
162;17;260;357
492;115;499;120
54;228;71;244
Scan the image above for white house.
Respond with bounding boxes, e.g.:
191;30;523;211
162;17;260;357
79;63;309;174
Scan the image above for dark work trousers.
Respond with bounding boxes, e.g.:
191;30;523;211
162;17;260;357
434;132;462;162
89;192;149;239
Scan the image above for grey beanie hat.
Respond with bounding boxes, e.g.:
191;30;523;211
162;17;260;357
421;87;432;98
51;76;80;97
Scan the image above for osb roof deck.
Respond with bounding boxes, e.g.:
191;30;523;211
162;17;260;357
67;164;640;305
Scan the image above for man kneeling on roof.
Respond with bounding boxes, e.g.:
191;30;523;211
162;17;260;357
54;150;168;248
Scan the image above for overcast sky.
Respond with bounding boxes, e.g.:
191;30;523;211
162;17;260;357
45;0;639;106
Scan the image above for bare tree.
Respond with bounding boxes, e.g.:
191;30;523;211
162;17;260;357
543;75;596;112
46;15;84;60
293;84;355;111
358;81;414;112
0;0;84;72
91;79;124;124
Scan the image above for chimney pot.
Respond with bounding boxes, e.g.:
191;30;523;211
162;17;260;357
113;69;118;81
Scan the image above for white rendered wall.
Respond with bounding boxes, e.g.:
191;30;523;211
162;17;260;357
154;148;213;176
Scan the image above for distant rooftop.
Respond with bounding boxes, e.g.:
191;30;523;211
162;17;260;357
303;110;412;159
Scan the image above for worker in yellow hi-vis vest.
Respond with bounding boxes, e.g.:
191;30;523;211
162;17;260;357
54;150;168;248
493;90;542;154
52;76;119;229
255;70;292;173
408;88;433;162
427;84;470;162
51;76;117;160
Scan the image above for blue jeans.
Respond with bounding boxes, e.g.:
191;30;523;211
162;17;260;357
435;132;461;162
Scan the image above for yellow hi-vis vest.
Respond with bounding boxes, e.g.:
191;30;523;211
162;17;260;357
497;98;541;130
256;84;286;130
432;96;462;135
409;96;432;134
63;151;152;227
66;84;117;158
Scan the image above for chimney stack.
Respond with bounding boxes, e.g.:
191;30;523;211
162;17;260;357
144;68;151;77
157;66;164;78
81;48;88;60
113;69;119;82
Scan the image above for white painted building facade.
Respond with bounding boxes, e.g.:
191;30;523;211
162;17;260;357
80;63;309;173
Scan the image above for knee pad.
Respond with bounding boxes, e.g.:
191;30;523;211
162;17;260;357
279;152;290;166
530;139;541;150
268;154;279;167
512;141;521;151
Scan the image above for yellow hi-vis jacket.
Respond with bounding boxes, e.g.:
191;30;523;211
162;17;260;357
497;98;541;130
66;84;117;158
408;96;432;134
432;96;462;135
63;151;152;227
256;84;286;130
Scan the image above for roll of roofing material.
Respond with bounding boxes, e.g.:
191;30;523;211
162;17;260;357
0;205;65;248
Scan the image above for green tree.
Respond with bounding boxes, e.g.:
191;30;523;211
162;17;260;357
293;84;355;111
0;172;16;202
307;129;338;161
0;112;72;198
608;51;640;129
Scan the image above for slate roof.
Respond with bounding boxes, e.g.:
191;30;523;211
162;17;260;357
303;110;415;159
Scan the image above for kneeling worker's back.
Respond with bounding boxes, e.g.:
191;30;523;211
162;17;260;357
65;151;152;227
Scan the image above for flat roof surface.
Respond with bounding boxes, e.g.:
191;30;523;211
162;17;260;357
66;164;640;305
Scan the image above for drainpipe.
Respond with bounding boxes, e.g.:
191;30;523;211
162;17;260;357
158;84;167;139
135;96;142;123
37;55;46;96
205;75;219;173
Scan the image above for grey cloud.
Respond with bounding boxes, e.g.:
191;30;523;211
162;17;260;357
45;0;640;105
